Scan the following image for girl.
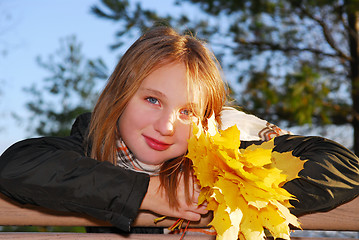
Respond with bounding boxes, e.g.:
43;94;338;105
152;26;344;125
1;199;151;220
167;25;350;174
0;27;359;234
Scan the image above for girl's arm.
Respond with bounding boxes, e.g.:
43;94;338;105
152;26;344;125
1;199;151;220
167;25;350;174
0;118;149;232
240;135;359;216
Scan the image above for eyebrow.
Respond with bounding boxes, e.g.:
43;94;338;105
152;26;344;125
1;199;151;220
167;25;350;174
140;88;168;100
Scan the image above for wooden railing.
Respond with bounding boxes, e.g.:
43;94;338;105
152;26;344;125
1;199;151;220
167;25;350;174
0;193;358;239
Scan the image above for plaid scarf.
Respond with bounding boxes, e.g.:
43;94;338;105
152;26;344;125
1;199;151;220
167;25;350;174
116;139;161;176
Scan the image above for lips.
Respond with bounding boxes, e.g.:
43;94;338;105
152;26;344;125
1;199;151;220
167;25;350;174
144;135;172;151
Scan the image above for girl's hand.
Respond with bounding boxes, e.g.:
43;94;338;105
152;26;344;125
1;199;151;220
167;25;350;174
140;175;208;221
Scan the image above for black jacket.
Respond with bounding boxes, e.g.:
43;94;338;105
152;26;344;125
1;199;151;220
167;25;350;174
1;113;359;232
0;113;149;232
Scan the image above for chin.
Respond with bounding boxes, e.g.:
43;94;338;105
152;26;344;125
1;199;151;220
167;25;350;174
137;150;185;166
137;156;167;166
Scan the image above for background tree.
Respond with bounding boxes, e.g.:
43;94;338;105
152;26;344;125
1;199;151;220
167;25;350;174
24;35;108;136
92;0;359;153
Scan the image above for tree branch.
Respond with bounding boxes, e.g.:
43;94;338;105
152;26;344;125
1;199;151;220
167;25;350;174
297;4;352;61
226;39;348;59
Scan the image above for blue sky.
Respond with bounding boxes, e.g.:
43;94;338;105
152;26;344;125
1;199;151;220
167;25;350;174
0;0;130;153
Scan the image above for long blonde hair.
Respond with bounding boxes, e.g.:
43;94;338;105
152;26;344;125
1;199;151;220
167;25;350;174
88;26;227;207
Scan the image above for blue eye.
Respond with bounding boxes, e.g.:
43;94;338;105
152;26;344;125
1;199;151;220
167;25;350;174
181;109;191;116
177;108;196;124
146;97;159;105
179;108;194;119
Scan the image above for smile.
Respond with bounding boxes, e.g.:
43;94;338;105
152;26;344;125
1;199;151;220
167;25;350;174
143;136;172;151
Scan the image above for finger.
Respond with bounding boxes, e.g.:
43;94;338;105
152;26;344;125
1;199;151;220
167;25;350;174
192;184;201;202
192;192;200;204
195;205;209;215
182;211;201;222
188;200;207;213
194;182;201;193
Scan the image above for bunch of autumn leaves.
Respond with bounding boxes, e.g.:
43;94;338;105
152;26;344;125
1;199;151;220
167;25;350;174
186;116;305;240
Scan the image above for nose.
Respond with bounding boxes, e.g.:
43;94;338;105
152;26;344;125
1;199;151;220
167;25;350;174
154;110;176;136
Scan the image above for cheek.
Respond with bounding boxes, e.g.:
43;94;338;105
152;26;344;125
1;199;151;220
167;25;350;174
176;124;191;144
174;125;191;157
120;99;148;129
118;103;143;139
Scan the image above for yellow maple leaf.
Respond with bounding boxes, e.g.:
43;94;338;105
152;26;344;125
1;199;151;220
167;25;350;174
221;208;243;240
186;118;304;240
271;151;306;182
240;197;266;240
241;148;273;167
209;204;232;240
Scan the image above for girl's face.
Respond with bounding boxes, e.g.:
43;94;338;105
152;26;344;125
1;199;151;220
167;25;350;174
118;62;198;166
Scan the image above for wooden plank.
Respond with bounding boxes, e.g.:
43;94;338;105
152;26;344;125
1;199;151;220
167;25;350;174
0;233;215;240
291;238;353;240
1;193;359;231
0;233;354;240
0;195;111;227
299;197;359;231
0;194;211;228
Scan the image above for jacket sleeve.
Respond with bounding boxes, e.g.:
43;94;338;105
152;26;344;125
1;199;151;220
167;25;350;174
0;114;150;232
240;135;359;217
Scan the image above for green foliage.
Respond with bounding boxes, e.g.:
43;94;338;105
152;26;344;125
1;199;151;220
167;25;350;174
24;35;108;136
91;0;173;50
91;0;219;50
91;0;357;129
